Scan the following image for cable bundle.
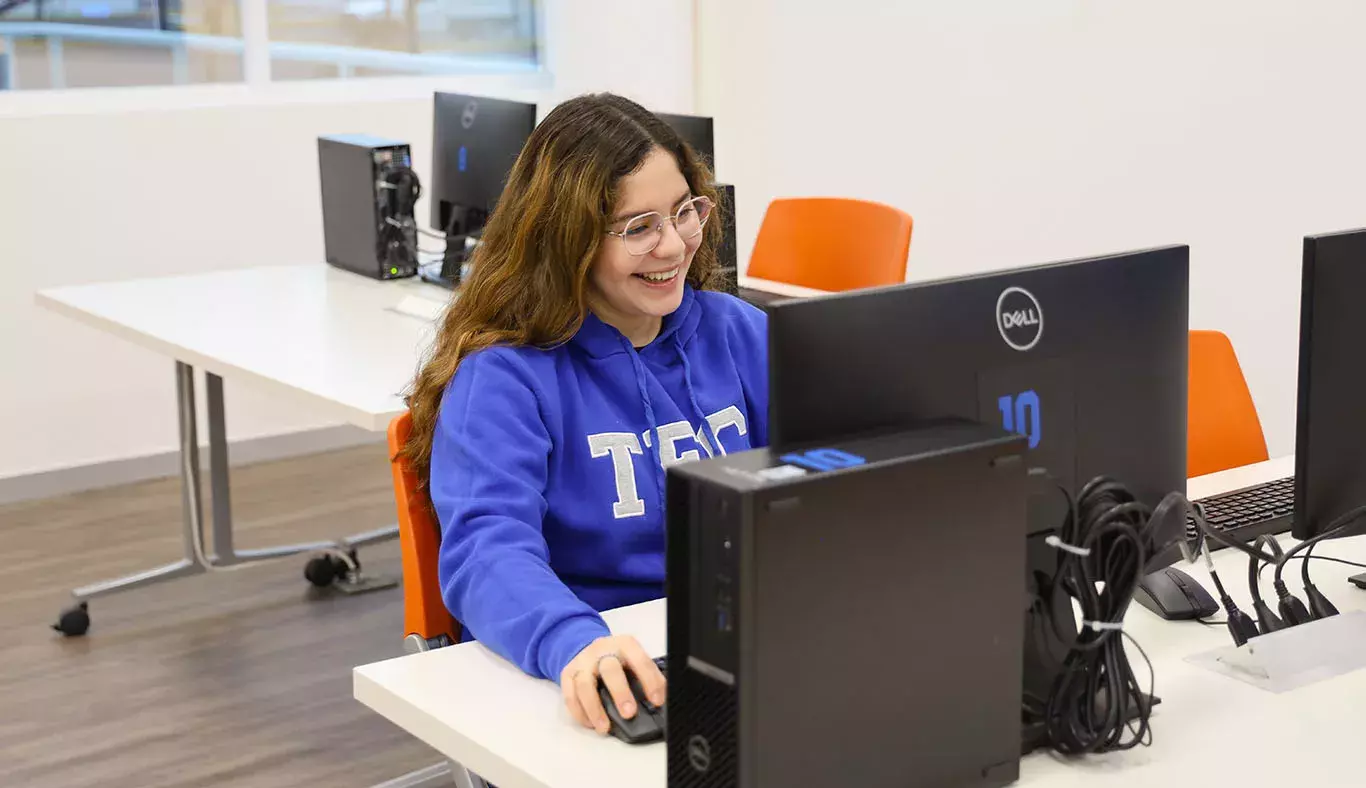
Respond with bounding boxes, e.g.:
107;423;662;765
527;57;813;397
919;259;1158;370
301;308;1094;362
1032;470;1366;757
1038;476;1182;755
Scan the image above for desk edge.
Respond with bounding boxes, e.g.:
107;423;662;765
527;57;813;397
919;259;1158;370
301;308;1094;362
35;290;400;432
353;665;552;788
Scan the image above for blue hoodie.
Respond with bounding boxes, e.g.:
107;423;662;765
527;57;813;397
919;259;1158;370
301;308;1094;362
429;285;768;681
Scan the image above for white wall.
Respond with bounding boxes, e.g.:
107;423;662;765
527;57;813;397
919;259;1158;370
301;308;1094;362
0;0;694;485
697;0;1366;457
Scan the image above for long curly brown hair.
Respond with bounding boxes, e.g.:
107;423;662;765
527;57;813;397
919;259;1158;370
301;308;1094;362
401;92;723;498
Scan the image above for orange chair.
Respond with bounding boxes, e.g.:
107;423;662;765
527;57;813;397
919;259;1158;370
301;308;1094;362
745;197;913;292
387;411;461;652
1188;330;1269;478
387;414;489;788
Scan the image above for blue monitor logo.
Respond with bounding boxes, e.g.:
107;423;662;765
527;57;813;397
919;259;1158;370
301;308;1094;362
998;390;1042;449
779;448;866;472
458;145;468;173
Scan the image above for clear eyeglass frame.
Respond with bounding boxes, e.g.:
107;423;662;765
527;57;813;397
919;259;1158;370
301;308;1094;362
605;196;714;256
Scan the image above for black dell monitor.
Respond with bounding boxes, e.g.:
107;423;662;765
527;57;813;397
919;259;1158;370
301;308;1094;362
767;246;1191;532
655;111;715;171
430;92;537;237
1293;230;1366;540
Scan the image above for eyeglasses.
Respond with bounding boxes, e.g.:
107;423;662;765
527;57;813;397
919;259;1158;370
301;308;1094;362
605;196;714;256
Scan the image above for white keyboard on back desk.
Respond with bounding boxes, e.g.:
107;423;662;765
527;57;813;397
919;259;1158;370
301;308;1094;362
391;295;446;322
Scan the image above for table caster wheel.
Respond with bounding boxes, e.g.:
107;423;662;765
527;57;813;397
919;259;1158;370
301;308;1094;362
304;548;358;587
53;602;90;637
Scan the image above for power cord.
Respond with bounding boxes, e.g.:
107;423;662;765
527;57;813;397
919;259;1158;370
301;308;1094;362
1247;535;1287;635
1193;536;1259;645
1025;477;1366;752
1271;504;1366;622
176;438;359;578
1181;501;1317;629
1036;475;1178;755
378;165;422;269
1282;554;1366;572
1301;543;1342;619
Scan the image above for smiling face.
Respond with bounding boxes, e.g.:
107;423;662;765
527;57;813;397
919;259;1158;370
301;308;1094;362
587;147;703;347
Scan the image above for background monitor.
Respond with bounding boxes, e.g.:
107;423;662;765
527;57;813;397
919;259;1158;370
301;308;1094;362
430;92;537;237
1293;230;1366;540
656;111;716;172
766;246;1191;533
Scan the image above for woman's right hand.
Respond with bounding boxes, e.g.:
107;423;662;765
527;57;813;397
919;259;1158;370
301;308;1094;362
560;635;667;735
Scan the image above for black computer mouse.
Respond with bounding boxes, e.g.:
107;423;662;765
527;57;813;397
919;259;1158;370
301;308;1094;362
597;669;666;744
1133;566;1220;620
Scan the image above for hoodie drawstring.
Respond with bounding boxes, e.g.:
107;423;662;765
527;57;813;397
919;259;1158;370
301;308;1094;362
676;335;724;459
624;343;666;513
623;334;726;521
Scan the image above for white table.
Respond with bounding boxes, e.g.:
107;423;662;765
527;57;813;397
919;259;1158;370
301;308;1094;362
34;265;816;621
354;456;1366;788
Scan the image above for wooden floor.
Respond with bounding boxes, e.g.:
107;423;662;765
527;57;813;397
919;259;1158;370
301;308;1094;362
0;444;443;788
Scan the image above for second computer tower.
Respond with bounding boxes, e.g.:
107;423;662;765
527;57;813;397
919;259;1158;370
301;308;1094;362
665;421;1030;788
317;134;418;281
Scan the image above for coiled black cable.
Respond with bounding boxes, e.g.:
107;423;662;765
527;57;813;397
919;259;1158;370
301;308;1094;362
1041;477;1165;755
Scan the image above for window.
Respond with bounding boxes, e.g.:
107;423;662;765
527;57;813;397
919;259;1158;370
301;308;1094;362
0;0;538;90
268;0;539;81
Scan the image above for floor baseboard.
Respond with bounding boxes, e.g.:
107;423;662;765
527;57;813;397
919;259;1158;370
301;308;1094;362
0;425;384;507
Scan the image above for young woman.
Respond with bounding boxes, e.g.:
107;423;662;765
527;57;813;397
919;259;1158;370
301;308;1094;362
402;93;768;735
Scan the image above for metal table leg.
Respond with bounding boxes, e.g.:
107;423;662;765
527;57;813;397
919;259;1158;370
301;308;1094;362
71;361;211;601
54;361;401;634
369;762;457;788
201;370;399;565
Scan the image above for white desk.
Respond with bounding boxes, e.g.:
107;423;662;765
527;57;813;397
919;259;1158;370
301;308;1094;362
34;265;816;619
34;264;448;613
38;264;444;432
354;457;1366;788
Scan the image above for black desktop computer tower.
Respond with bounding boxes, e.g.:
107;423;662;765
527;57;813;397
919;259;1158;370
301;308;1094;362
317;134;418;281
666;421;1029;788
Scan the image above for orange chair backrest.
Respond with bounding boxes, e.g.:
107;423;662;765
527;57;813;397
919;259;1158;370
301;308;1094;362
1188;330;1269;478
387;412;460;644
745;197;913;292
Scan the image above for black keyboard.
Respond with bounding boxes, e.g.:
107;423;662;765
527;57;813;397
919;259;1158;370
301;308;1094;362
737;287;788;310
1185;476;1295;550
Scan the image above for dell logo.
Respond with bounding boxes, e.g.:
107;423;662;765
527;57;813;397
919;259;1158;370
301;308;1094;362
687;735;712;773
996;286;1043;351
461;100;479;129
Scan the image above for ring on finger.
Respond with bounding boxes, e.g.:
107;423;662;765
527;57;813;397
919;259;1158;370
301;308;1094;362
595;651;622;672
